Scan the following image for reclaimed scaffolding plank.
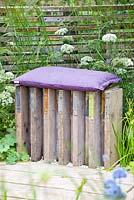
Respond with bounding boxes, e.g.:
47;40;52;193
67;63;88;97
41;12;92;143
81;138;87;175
29;88;43;161
57;90;71;164
72;91;85;166
104;87;123;168
15;86;30;154
43;89;57;163
85;91;102;168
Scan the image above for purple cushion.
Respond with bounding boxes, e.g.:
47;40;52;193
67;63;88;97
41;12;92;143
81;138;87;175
13;66;121;91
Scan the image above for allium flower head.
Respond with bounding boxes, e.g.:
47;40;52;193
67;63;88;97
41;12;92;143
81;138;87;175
61;44;74;54
80;56;93;66
102;33;117;43
113;167;127;179
55;28;68;35
0;70;14;83
0;90;14;107
5;72;15;80
115;68;127;75
112;57;133;67
62;36;74;43
5;85;15;93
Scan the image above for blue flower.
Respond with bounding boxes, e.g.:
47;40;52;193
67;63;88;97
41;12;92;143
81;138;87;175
113;167;127;179
104;178;127;199
105;183;126;199
104;179;116;189
119;191;126;199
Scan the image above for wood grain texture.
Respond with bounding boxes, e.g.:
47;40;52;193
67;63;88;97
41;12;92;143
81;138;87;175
71;91;85;166
15;86;30;154
43;89;57;163
0;162;133;200
85;91;102;168
104;88;123;168
29;88;43;161
57;90;71;164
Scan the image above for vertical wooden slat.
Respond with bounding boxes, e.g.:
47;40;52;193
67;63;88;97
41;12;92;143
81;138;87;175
43;89;57;163
104;87;123;168
85;92;89;165
71;91;85;166
58;90;71;164
15;85;30;154
85;91;102;168
29;87;43;161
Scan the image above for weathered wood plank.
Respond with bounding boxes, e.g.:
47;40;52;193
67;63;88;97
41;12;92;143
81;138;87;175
57;90;71;164
29;88;43;161
0;162;133;200
15;86;30;154
71;91;85;166
1;162;134;184
0;169;131;194
43;89;57;163
85;91;102;168
0;5;134;13
104;88;123;168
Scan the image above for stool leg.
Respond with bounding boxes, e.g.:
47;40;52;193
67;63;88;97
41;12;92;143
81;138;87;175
72;91;85;166
29;88;43;161
15;86;30;154
58;90;71;164
43;89;57;163
104;88;123;168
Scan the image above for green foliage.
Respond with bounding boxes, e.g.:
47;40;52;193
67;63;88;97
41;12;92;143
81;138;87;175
0;134;16;153
0;69;15;135
75;178;87;200
0;134;29;164
6;149;20;165
126;161;134;174
0;175;7;200
39;171;53;182
4;0;52;74
19;149;30;162
113;99;134;167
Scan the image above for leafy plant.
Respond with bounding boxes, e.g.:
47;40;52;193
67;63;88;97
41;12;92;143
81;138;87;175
113;99;134;167
75;177;87;200
0;69;15;135
0;133;30;164
126;161;134;174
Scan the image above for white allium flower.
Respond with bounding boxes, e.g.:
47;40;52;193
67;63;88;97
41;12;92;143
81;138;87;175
0;91;14;107
61;44;74;54
55;28;68;35
112;57;133;67
9;42;14;45
5;85;15;93
0;70;15;83
5;72;14;80
63;36;74;42
80;56;93;66
116;68;127;75
120;58;133;67
102;33;117;43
